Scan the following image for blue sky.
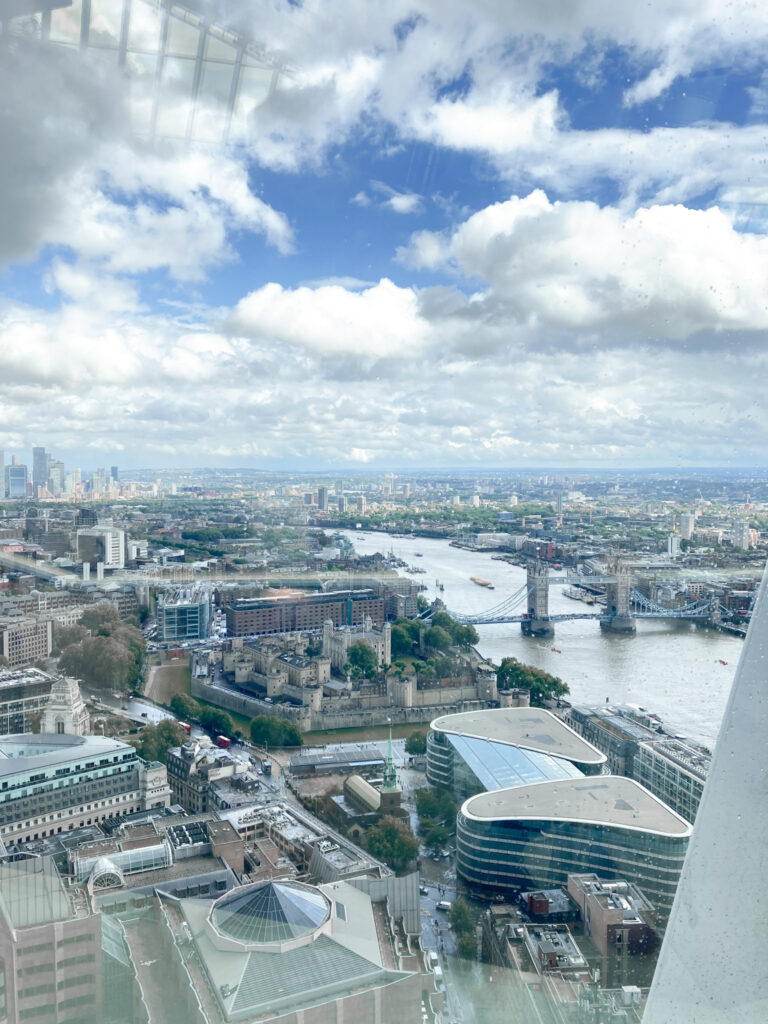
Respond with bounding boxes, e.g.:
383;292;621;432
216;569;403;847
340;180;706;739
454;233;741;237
2;0;768;471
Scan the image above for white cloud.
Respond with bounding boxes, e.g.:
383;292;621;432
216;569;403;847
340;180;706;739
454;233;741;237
229;278;431;357
399;191;768;338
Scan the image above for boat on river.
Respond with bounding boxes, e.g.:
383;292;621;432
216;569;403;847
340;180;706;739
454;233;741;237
471;577;494;588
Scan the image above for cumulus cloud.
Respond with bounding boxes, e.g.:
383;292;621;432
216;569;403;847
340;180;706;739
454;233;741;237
228;278;431;357
399;191;768;339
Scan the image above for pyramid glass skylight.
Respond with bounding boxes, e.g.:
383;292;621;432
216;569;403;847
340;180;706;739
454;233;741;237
211;881;330;945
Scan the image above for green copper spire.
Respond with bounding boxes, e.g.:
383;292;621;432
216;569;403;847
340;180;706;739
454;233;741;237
381;723;400;793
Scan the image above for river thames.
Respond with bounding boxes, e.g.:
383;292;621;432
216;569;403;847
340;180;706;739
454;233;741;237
340;530;748;749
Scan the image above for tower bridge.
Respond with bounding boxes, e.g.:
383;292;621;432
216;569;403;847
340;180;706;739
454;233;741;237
439;560;728;638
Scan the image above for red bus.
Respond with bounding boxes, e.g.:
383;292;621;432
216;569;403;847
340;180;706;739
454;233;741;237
215;735;232;749
179;722;192;734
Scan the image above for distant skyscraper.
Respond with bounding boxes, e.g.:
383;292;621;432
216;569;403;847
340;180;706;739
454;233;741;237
680;512;695;540
338;495;347;513
317;486;328;511
32;446;48;491
111;465;119;482
4;463;27;498
0;449;4;497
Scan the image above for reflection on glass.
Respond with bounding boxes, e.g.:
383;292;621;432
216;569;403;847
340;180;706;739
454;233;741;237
199;61;235;106
126;0;162;54
233;65;273;122
205;32;238;63
49;0;83;45
88;0;124;49
165;13;199;58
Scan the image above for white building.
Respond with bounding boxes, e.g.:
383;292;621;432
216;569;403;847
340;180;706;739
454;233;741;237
77;523;125;569
40;674;90;736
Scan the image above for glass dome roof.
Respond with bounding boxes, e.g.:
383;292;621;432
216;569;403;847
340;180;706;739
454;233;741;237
211;881;330;945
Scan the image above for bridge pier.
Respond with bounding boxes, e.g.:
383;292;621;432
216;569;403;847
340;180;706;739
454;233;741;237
522;561;555;638
600;559;636;634
600;615;637;634
521;617;555;638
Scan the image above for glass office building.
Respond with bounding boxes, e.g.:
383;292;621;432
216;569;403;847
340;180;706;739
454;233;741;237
426;707;606;799
457;777;692;924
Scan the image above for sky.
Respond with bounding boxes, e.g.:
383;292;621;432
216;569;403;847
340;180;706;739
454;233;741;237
2;0;768;471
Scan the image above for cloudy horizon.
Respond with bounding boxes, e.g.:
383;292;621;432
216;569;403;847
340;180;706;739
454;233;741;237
2;0;768;471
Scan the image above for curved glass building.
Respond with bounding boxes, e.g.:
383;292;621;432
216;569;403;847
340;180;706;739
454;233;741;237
457;776;692;923
427;707;606;799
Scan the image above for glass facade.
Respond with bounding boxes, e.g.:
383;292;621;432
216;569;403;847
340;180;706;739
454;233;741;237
427;719;593;800
457;810;689;924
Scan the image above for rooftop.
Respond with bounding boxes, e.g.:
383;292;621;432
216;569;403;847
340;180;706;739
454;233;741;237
462;777;693;837
431;708;606;767
0;856;74;930
210;880;330;946
0;733;134;776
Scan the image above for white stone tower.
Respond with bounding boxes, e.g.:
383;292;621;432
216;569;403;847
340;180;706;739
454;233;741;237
41;676;90;736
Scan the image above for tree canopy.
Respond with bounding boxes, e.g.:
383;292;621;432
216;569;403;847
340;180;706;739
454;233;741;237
430;611;479;647
249;716;303;747
57;603;145;692
496;656;569;706
169;694;201;721
364;815;418;873
132;719;187;763
347;640;378;679
199;706;233;738
404;731;427;755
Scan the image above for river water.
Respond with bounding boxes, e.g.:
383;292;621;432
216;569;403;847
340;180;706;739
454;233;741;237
340;531;747;748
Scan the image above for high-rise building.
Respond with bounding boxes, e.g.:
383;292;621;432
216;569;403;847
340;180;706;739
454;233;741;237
338;495;347;513
4;462;27;498
32;445;48;490
317;486;328;510
76;524;125;570
110;465;119;482
0;448;4;496
680;512;695;540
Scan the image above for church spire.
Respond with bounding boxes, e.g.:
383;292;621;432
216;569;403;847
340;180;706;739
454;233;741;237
381;723;400;793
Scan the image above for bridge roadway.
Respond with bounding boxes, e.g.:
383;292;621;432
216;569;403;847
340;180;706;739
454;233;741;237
453;609;713;625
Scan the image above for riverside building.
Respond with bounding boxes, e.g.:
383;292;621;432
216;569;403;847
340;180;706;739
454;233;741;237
426;707;606;800
456;776;691;924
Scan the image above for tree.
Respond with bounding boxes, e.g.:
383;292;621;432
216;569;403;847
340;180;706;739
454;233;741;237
424;625;452;652
390;625;413;658
169;694;201;720
448;896;474;936
249;715;303;747
496;657;569;707
421;821;449;853
416;786;456;828
52;624;87;655
364;816;418;872
79;602;120;633
416;594;430;613
133;719;187;763
405;731;427;755
200;706;233;737
347;641;378;679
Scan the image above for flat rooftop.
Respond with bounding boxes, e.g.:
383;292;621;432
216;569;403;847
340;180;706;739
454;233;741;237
431;708;606;767
463;777;693;837
0;733;132;776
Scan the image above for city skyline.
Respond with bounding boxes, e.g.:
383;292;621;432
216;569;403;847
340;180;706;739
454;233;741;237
2;2;768;471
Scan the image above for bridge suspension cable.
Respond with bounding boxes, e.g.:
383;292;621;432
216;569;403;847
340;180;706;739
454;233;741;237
445;583;533;624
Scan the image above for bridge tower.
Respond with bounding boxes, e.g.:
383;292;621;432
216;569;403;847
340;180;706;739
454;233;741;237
600;558;636;634
521;560;554;637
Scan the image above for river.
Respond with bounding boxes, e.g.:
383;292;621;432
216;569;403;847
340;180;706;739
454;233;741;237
340;530;747;748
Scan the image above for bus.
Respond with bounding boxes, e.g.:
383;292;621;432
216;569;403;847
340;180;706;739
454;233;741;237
215;735;232;749
262;759;272;774
179;722;192;734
